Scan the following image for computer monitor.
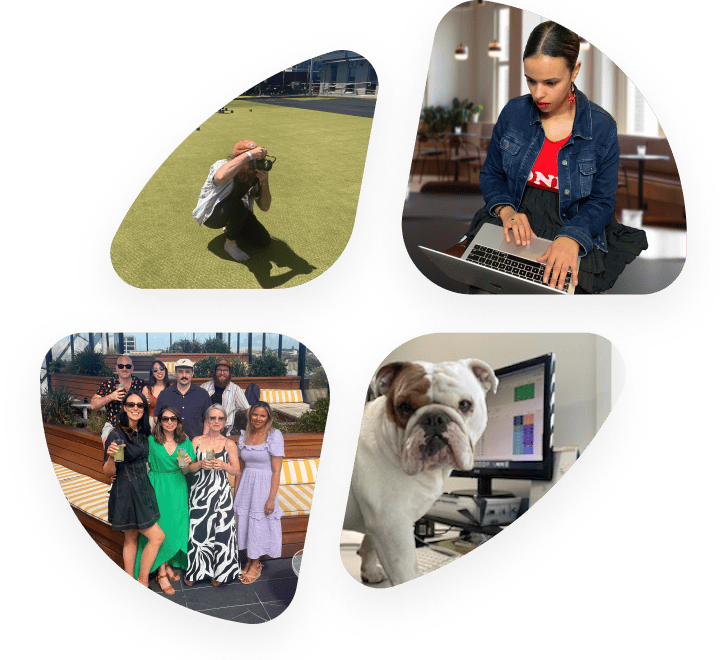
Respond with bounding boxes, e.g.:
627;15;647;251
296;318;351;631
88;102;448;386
453;353;555;497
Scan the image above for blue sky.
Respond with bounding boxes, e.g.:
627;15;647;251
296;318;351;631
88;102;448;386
132;333;300;352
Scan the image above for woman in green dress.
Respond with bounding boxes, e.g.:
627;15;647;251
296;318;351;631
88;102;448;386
134;405;198;595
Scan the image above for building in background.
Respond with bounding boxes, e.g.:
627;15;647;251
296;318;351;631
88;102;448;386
241;50;378;97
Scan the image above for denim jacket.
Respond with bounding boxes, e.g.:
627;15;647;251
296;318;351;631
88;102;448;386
478;89;618;256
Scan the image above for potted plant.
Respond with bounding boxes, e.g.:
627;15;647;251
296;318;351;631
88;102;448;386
450;98;476;133
41;386;81;427
420;105;451;137
68;345;114;377
471;104;484;123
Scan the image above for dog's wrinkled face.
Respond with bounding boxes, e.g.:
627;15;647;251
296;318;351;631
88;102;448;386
375;359;498;476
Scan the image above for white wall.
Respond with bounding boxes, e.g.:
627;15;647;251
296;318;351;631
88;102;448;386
425;2;496;116
425;2;642;129
379;333;613;497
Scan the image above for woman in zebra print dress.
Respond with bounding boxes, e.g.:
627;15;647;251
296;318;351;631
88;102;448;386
185;404;241;586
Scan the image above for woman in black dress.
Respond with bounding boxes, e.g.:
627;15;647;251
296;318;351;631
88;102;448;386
103;390;165;587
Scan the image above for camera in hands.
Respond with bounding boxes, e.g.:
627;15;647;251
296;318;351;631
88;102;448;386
253;155;276;172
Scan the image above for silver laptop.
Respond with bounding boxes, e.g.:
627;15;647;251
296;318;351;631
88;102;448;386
420;223;578;295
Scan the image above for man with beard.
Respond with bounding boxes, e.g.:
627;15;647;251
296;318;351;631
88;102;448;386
200;358;250;435
154;359;211;440
192;139;273;262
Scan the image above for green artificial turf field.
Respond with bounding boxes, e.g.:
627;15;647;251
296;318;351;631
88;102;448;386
110;99;372;289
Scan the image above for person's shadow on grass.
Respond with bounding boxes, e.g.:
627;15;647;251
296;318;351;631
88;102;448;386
208;234;317;289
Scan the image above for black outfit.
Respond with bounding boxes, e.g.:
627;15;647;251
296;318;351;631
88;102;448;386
468;187;648;294
203;180;271;248
210;386;225;406
104;428;160;531
154;383;212;441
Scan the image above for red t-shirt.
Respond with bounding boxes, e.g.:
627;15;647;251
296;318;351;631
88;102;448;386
527;136;570;192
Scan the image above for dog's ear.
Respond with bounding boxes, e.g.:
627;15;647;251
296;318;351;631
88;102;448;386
465;359;499;394
371;362;409;399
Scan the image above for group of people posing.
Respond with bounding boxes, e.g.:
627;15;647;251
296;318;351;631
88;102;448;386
93;355;283;592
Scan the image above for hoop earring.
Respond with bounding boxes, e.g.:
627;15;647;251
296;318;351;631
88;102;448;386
568;82;576;104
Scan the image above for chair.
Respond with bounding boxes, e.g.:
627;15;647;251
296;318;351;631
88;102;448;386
443;134;483;182
414;132;446;183
617;163;631;208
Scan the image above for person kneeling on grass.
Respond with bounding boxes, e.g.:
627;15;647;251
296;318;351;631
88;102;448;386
193;140;273;262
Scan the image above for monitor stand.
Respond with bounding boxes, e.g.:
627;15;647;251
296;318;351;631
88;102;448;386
450;478;522;532
462;476;516;499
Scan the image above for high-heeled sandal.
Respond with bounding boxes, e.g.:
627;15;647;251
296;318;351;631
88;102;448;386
166;566;180;582
240;563;262;584
156;572;175;595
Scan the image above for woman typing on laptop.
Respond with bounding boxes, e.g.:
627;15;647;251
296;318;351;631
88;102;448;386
447;21;646;293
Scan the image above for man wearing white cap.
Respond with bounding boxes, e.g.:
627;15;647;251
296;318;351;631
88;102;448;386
154;359;212;440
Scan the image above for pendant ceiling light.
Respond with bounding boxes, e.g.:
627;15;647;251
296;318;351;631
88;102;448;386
488;40;501;58
455;43;469;60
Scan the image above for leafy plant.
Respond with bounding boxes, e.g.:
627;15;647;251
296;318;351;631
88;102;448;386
202;337;231;353
293;397;329;433
420;105;451;137
169;338;204;353
41;386;80;427
231;409;248;435
193;356;247;378
248;354;287;377
231;360;248;377
48;358;67;373
67;345;114;377
449;98;475;131
193;356;218;378
86;410;106;434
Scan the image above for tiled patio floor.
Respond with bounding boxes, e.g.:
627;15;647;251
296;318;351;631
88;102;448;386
146;557;298;624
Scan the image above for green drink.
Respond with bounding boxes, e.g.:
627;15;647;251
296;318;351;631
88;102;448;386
207;449;215;461
114;444;125;462
177;448;187;468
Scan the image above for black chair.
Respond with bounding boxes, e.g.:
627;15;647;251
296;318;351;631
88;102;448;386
414;132;446;183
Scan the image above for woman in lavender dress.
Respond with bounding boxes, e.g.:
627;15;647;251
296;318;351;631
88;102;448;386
234;402;284;584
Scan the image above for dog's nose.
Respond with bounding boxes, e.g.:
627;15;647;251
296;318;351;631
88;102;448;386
418;410;449;434
419;411;450;457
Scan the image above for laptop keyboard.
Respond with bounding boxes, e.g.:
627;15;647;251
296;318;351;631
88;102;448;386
466;244;572;293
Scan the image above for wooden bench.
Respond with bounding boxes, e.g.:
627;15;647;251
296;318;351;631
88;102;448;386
44;423;322;563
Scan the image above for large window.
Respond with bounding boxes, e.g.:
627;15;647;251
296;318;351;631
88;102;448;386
496;6;510;117
625;80;660;136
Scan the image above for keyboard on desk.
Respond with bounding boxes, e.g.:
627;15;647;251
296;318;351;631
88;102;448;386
466;244;572;293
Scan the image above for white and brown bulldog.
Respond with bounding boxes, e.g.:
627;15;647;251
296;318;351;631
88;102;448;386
345;358;498;586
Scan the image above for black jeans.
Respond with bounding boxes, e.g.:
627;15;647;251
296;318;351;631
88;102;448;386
204;195;271;248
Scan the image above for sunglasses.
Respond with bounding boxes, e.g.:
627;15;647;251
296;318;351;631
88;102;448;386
117;364;133;370
160;415;178;423
124;401;145;409
208;416;226;422
152;368;166;373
